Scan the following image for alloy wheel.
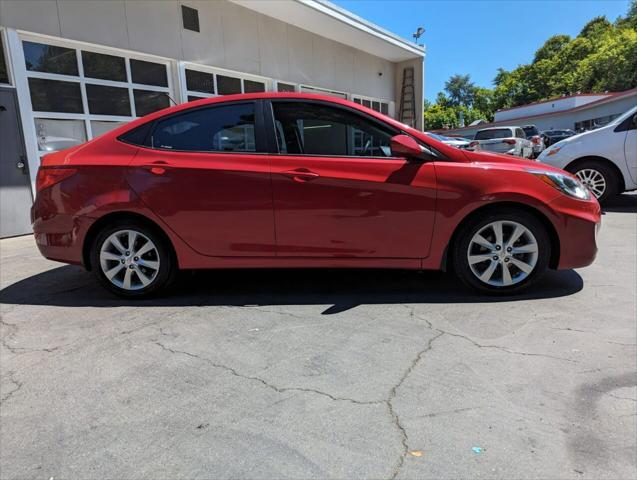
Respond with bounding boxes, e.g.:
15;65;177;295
99;229;160;290
575;168;606;199
467;220;539;287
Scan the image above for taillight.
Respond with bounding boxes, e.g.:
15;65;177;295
469;141;479;148
503;139;516;145
531;135;541;145
36;167;77;193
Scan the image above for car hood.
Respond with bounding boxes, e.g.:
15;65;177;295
461;149;566;174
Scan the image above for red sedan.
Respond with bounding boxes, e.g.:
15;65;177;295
31;93;601;297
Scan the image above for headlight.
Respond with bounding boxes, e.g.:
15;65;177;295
528;170;591;200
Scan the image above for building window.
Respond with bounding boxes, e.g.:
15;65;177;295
0;35;9;84
81;51;126;82
299;85;347;99
21;36;174;156
23;41;78;76
181;64;270;100
181;5;200;32
276;82;296;92
352;95;390;116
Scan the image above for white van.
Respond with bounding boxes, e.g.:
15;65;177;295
537;105;637;203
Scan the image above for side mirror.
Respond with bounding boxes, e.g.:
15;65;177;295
390;134;423;159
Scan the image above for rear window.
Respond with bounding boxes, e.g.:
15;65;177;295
474;128;513;140
522;126;539;137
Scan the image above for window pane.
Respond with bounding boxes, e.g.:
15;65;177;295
28;78;83;113
91;120;125;137
216;75;241;95
372;101;380;112
277;83;295;92
244;80;265;93
130;59;168;87
23;41;78;75
380;103;389;115
188;95;206;102
134;89;170;116
86;84;131;116
272;102;395;157
35;118;86;152
0;36;9;84
362;99;371;108
82;51;126;82
152;103;256;152
352;98;361;104
186;69;214;94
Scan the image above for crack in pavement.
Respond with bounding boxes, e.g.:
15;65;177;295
0;371;23;405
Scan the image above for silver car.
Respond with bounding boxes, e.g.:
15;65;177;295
469;126;534;158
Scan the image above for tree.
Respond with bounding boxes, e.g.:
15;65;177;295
444;74;475;107
533;34;571;63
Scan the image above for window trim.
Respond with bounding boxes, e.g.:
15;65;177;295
263;98;405;160
179;62;271;102
1;28;14;86
120;99;269;155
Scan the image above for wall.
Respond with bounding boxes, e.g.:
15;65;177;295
0;0;398;101
494;94;609;122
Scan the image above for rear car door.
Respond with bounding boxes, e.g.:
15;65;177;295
265;100;436;258
127;101;276;256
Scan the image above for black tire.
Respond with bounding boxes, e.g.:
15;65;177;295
566;160;619;205
451;208;551;295
90;220;176;298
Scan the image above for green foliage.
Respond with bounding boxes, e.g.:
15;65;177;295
423;1;637;130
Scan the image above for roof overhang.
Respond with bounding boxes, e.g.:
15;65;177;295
232;0;425;62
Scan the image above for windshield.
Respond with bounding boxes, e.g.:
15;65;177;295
609;105;637;126
475;128;512;140
522;126;539;136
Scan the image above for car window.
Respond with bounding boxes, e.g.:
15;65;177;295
271;101;397;157
151;102;256;152
522;126;538;137
515;128;526;139
474;128;512;140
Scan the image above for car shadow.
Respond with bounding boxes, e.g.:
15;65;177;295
0;265;583;314
603;193;637;213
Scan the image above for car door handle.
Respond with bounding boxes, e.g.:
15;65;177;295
280;169;320;183
141;161;173;175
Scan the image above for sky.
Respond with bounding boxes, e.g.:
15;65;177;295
333;0;632;102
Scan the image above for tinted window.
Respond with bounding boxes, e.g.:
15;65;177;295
244;80;265;93
277;83;295;93
151;103;256;152
28;78;83;113
86;84;131;116
82;51;126;81
130;59;168;87
23;41;78;76
217;75;241;95
119;122;153;146
134;90;170;116
475;128;513;140
186;69;214;94
272;101;396;157
522;126;539;137
0;36;9;84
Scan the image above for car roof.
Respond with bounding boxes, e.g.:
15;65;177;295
476;126;518;131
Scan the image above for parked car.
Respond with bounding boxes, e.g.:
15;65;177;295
32;93;600;297
538;105;637;203
521;125;545;158
469;126;533;158
541;129;575;147
425;132;471;149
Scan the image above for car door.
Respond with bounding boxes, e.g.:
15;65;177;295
266;100;436;258
127;101;276;257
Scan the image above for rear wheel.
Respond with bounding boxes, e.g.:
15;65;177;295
567;160;618;204
91;222;176;298
452;209;551;294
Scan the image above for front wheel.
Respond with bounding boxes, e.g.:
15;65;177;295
90;222;176;298
452;209;551;294
567;160;618;204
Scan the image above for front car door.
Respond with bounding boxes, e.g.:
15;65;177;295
265;100;436;259
127;101;276;256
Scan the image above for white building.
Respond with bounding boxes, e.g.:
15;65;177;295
0;0;425;237
437;88;637;139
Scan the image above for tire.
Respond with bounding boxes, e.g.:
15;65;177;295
566;160;619;205
451;208;551;295
90;221;176;298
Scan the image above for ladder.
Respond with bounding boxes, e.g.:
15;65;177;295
399;67;416;128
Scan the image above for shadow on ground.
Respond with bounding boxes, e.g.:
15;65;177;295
0;265;583;313
603;193;637;213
